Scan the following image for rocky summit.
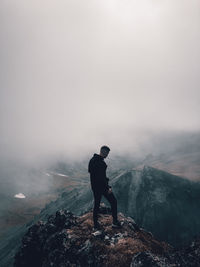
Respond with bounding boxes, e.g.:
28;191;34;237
13;204;200;267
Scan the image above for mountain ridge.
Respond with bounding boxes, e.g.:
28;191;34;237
13;205;200;267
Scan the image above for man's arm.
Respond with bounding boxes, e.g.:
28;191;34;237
106;177;111;188
105;177;112;194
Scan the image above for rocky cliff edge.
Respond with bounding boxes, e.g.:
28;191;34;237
14;204;200;267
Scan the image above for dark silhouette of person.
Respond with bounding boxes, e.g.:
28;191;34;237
88;145;122;230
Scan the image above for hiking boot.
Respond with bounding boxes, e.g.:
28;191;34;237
112;220;122;228
93;222;102;230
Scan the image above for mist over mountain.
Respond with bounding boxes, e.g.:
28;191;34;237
1;1;200;165
138;131;200;180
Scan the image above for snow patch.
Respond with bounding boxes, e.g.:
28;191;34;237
14;193;26;199
56;173;69;177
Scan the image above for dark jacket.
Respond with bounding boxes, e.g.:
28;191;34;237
88;153;111;192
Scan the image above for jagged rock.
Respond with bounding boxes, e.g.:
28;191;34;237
14;209;78;267
127;216;141;231
55;210;77;229
77;239;97;266
171;237;200;267
130;251;171;267
14;207;200;267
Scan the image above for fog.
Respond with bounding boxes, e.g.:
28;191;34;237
0;0;200;165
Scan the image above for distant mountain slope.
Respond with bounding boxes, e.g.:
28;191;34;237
112;166;200;246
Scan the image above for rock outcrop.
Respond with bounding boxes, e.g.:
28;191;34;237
14;204;200;267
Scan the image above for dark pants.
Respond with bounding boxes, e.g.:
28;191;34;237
92;188;118;224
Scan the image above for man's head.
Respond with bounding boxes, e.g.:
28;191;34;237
100;145;110;158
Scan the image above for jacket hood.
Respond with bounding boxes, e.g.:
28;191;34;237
93;153;104;160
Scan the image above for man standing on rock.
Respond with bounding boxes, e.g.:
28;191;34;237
88;145;122;230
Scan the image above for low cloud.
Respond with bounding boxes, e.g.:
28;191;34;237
0;0;199;164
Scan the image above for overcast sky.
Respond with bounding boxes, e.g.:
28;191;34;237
0;0;200;163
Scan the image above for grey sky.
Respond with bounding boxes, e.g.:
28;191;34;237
0;0;200;162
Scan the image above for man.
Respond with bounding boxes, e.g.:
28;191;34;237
88;145;122;230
